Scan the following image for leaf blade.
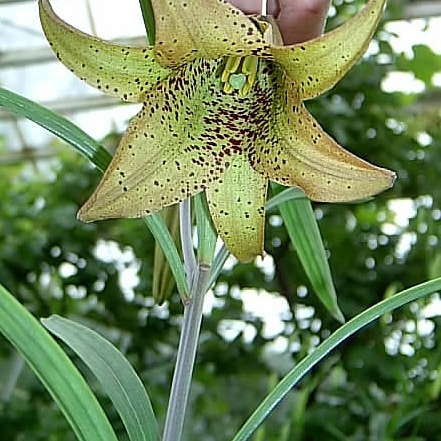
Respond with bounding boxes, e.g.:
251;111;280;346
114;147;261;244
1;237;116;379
139;0;156;45
42;316;160;441
0;86;110;172
272;184;344;322
0;284;118;441
232;277;441;441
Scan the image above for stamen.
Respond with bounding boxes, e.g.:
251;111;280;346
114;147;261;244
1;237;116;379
219;55;259;96
221;56;241;82
241;55;258;75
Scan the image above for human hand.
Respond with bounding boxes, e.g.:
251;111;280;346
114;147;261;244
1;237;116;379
228;0;332;45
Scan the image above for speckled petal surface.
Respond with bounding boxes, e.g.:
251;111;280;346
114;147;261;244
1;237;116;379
271;0;386;100
39;0;395;262
39;0;171;103
152;0;271;66
206;154;267;262
253;76;396;202
78;58;275;222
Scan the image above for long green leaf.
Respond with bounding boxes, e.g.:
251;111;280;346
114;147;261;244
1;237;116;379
0;283;118;441
0;87;109;172
231;276;441;441
195;192;217;266
138;0;156;45
0;87;188;299
152;206;182;304
42;315;160;441
266;187;306;211
143;213;189;299
272;184;343;322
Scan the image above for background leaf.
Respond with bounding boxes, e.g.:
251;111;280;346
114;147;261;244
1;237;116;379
0;284;118;441
272;184;344;322
231;277;441;441
42;315;160;441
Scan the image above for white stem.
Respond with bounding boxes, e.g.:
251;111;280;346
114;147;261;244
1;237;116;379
261;0;267;17
161;264;210;441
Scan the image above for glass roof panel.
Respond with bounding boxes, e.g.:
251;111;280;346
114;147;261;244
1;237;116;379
0;0;440;157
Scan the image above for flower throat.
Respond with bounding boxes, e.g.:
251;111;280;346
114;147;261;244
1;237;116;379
219;16;274;96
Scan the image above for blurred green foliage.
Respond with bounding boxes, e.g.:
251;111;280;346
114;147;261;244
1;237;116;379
2;1;441;439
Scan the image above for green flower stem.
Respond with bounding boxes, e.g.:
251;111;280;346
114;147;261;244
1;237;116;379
162;263;210;441
208;245;230;291
179;199;197;284
162;194;216;440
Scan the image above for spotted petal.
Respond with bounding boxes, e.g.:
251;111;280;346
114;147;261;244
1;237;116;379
271;0;386;100
206;154;267;262
77;58;271;222
152;0;270;67
39;0;171;103
253;76;396;202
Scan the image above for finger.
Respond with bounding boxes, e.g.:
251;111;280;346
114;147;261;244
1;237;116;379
227;0;331;45
228;0;280;16
277;0;331;44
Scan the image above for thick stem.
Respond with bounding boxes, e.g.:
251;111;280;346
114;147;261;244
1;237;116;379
162;264;210;441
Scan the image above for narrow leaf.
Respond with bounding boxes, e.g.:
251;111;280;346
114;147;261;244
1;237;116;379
42;315;160;441
152;205;181;304
207;245;230;292
272;184;344;322
139;0;156;45
143;214;189;300
266;187;306;211
232;277;441;441
0;283;118;441
195;192;218;266
0;87;109;172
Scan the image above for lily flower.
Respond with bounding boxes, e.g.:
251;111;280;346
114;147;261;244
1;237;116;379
39;0;395;262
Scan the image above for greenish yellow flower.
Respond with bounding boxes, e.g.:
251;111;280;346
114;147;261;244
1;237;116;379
39;0;395;262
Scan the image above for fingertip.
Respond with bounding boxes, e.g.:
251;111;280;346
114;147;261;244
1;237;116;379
277;0;331;44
